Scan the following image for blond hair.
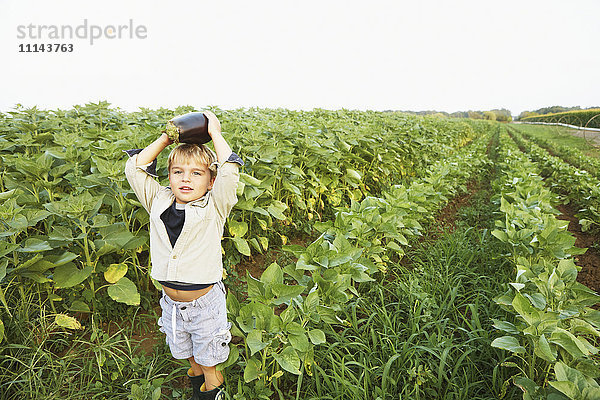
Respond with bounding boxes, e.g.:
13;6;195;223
167;143;218;179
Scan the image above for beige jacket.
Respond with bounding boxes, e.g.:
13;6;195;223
124;152;241;284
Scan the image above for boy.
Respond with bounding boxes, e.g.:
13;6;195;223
124;111;243;400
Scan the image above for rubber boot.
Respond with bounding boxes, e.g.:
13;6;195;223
187;369;205;400
198;385;224;400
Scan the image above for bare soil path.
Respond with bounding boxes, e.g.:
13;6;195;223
556;204;600;293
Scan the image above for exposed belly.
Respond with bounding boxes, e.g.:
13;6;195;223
162;284;213;302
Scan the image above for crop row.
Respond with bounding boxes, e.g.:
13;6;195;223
0;104;486;339
521;109;600;129
507;127;600;234
511;125;600;178
490;130;600;399
223;127;494;396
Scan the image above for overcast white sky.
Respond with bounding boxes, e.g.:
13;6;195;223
1;0;599;116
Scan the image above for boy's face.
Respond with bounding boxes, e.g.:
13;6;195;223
168;160;215;204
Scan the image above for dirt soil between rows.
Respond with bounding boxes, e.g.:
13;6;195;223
556;204;600;293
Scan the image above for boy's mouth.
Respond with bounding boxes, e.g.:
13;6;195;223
179;186;193;192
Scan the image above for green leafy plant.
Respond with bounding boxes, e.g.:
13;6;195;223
490;130;600;399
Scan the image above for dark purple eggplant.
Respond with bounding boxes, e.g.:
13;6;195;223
166;112;211;144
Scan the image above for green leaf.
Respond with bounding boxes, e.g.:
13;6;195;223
267;201;288;220
513;377;539;395
18;238;53;252
228;220;248;238
46;251;78;267
69;300;90;313
492;319;519;335
549;381;580;399
575;359;600;379
226;291;241;315
491;229;508;242
491;336;526;354
271;284;305;305
558;258;578;283
249;238;261;254
55;314;83;330
273;345;301;375
21;271;51;283
6;214;27;233
244;357;261;382
239;172;262;186
0;320;4;343
232;237;251;256
570;318;600;337
53;263;93;288
534;334;557;362
103;230;135;249
47;293;62;302
0;189;17;200
494;291;514;306
345;168;361;182
258;236;268;251
303;290;320;312
92;214;113;228
12;254;43;273
246;329;268;356
524;292;546;310
550;328;589;358
217;343;239;371
316;305;345;324
104;263;128;283
0;286;10;317
512;292;538;325
287;322;310;353
25;209;51;226
289;331;309;353
246;273;265;299
296;254;317;271
0;242;19;258
387;241;403;252
0;259;7;283
260;263;283;285
308;329;326;345
107;277;140;306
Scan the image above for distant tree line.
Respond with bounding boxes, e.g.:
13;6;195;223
517;105;600;120
520;108;600;129
397;109;513;122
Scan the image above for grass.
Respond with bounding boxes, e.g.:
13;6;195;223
0;283;187;400
515;123;600;158
299;227;517;400
297;166;522;399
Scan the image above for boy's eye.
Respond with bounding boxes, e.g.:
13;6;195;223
193;171;202;176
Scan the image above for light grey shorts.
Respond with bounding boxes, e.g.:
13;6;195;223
158;281;232;367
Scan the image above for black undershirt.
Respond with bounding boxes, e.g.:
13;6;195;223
160;201;186;248
159;201;215;291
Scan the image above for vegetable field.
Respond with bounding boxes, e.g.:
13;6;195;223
0;103;599;400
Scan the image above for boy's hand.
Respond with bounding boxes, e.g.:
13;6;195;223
203;110;222;138
161;132;174;146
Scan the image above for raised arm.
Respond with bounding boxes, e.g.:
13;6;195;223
202;111;244;218
124;133;173;214
203;110;231;163
136;133;173;166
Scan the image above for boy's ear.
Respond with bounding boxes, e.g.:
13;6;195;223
208;176;216;190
